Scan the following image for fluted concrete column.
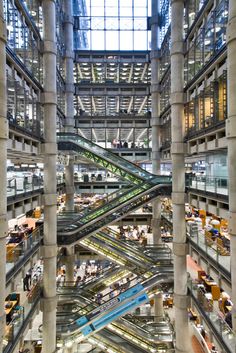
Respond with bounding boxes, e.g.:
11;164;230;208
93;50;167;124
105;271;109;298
0;4;8;352
65;247;75;282
171;1;190;352
227;0;236;331
154;292;164;322
42;0;57;352
151;0;162;244
64;0;75;211
65;157;74;211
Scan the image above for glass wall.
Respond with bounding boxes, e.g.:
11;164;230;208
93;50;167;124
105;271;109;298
3;0;42;83
7;67;42;137
74;0;151;50
185;0;228;84
185;73;227;136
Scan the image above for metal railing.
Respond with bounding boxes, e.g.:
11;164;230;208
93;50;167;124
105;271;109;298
187;176;228;196
7;175;65;199
3;288;41;353
6;226;43;283
188;280;236;353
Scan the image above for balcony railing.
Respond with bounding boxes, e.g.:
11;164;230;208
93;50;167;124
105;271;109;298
6;226;43;283
7;175;65;200
187;176;228;196
188;280;236;353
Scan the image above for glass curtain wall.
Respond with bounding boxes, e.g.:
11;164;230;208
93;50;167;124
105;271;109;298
74;0;151;50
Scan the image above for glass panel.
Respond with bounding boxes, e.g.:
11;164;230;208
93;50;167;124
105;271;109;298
133;0;147;17
106;31;119;50
91;31;105;50
120;0;133;17
90;0;104;16
80;17;91;30
105;17;119;30
91;17;104;30
120;17;133;30
134;31;147;50
134;18;147;30
120;31;133;50
105;0;118;16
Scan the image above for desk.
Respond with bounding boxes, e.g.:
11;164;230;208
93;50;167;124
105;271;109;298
4;301;17;316
201;276;217;291
6;244;19;262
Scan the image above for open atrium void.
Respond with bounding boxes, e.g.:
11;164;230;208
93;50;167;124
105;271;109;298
0;0;235;353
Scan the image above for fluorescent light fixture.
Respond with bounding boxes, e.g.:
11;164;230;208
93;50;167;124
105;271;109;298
78;128;86;138
126;128;133;141
137;128;147;140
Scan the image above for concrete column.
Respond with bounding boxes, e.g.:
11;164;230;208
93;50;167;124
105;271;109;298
64;0;74;133
65;157;74;211
154;292;164;322
171;1;190;352
64;0;75;211
65;247;75;282
152;197;162;244
0;3;8;352
42;1;57;352
151;0;162;244
227;0;236;331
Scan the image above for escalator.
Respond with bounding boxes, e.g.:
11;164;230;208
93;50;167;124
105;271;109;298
57;133;155;184
80;231;172;272
57;270;174;351
57;133;171;245
56;134;174;348
57;266;132;301
56;270;173;339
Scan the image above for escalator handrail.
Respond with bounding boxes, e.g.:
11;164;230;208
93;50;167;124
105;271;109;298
58;182;171;238
56;272;173;334
57;132;156;182
57;183;147;230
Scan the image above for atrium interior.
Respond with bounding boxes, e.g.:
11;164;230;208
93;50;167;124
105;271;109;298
0;0;236;353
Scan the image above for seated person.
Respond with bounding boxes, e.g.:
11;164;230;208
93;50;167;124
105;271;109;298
222;237;230;251
209;228;219;240
225;311;232;328
8;235;21;244
224;297;233;312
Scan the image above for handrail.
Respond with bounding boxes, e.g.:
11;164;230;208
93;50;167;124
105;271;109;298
6;226;43;284
188;280;235;353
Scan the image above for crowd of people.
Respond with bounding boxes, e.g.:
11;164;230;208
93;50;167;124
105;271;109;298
117;225;151;241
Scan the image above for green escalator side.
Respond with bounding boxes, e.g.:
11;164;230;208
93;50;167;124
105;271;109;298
57;133;156;184
57;133;171;245
58;182;171;245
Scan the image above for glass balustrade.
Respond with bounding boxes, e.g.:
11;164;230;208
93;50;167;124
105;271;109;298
188;280;236;353
6;226;43;277
187;176;228;196
188;228;230;276
161;212;230;276
7;175;65;199
3;286;41;352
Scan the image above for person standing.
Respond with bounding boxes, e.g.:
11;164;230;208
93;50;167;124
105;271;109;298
23;271;31;291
